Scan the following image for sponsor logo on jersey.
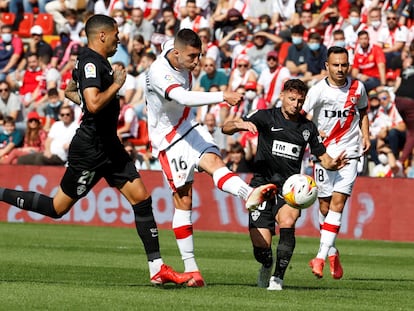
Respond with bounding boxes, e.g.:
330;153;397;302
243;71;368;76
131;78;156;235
272;140;301;160
84;63;96;78
271;127;283;132
324;109;356;118
164;74;174;81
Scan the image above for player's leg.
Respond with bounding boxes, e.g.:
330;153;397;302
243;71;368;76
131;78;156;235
199;152;276;210
249;199;276;288
268;204;300;290
119;170;192;285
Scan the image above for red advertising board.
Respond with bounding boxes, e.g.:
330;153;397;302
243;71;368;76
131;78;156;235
0;165;413;242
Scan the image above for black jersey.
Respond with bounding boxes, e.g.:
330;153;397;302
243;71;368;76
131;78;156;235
244;108;325;187
68;47;129;170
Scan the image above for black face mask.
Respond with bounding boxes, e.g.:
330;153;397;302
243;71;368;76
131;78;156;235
329;16;339;25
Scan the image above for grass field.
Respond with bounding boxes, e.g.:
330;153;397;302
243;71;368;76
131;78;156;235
0;223;413;311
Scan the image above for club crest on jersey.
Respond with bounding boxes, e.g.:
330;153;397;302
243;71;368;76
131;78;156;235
84;63;96;78
251;209;261;221
77;185;87;196
302;129;310;141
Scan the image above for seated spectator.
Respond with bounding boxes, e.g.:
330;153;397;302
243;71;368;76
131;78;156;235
0;80;24;132
0;116;23;162
127;34;146;77
199;57;228;92
180;0;209;33
17;105;78;165
257;50;291;107
50;28;77;71
46;0;81;32
124;140;145;170
343;6;367;49
202;111;228;155
331;29;354;66
43;88;63;132
129;7;155;48
285;24;310;78
227;55;257;91
155;6;181;39
0;24;24;83
117;95;138;141
218;22;250;69
352;30;387;92
198;28;222;68
58;50;77;99
303;32;328;86
21;25;54;67
62;8;85;43
370;145;405;178
0;111;47;164
375;89;406;160
225;141;253;173
366;7;385;46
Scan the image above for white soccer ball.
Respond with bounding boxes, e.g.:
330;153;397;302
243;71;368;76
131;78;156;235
282;174;318;209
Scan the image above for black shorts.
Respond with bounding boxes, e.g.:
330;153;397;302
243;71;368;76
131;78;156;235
60;160;140;199
248;193;286;235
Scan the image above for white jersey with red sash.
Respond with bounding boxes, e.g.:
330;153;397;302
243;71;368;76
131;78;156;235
302;77;368;158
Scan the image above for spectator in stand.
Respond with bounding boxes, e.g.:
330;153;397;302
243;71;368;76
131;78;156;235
9;0;52;14
257;50;291;107
285;24;310;78
51;28;77;71
198;28;221;68
0;24;24;83
132;0;162;22
395;40;414;166
367;91;382;164
45;0;79;33
351;30;387;92
366;7;385;46
225;141;253;173
61;8;85;43
93;0;122;16
58;50;77;99
317;5;346;48
203;111;228;156
111;8;131;50
343;6;367;50
227;54;257;91
210;0;232;31
0;111;47;164
375;89;406;160
17;104;78;165
117;95;138;142
123;140;146;170
331;29;355;66
199;57;229;92
180;0;210;32
155;6;181;39
43;88;63;132
129;7;155;48
239;80;268;114
0;80;24;132
219;22;252;69
370;145;405;178
23;26;53;66
18;52;48;115
378;10;409;69
247;29;283;75
244;0;279;27
127;34;146;77
303;32;328;86
0;116;23;162
292;9;319;42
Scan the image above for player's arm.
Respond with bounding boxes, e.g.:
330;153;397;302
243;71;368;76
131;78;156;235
318;151;348;171
64;79;80;105
222;118;257;135
83;69;126;113
359;107;371;154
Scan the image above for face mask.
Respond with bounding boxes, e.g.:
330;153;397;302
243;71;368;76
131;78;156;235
329;16;339;25
333;40;346;48
80;36;88;45
349;17;360;26
308;43;320;51
1;33;12;43
292;36;303;45
378;153;388;165
371;20;381;28
245;90;256;100
260;22;269;30
114;16;124;25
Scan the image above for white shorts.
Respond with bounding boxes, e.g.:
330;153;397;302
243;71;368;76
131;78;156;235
313;159;358;197
158;124;221;191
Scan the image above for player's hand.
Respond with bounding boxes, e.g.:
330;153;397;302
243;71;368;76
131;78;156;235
333;150;349;170
113;69;127;87
235;120;257;134
362;136;371;154
223;91;243;106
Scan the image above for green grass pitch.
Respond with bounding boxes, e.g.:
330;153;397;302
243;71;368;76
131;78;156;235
0;222;413;311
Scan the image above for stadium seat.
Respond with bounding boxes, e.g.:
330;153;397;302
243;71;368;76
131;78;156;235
1;12;16;26
127;120;149;147
34;13;54;35
16;13;35;38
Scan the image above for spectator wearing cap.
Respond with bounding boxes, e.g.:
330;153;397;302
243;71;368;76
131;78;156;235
0;24;24;83
285;24;310;78
216;8;245;45
242;80;267;113
257;50;291;107
303;32;327;86
247;29;283;75
227;54;257;91
199;57;229;92
0;111;47;164
27;25;53;63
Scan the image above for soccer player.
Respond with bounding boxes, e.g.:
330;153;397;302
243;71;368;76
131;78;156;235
0;15;191;286
303;46;370;279
145;28;277;287
222;79;348;290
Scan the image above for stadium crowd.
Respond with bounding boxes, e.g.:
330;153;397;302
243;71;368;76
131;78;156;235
0;0;414;178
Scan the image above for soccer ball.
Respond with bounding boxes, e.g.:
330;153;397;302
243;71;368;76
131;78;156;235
282;174;318;209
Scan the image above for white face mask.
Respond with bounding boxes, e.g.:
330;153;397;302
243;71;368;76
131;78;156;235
1;33;12;43
114;16;124;25
378;153;388;165
371;20;381;28
245;90;257;100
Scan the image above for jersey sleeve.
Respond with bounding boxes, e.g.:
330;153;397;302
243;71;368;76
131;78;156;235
308;121;326;157
357;82;368;110
77;57;102;92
